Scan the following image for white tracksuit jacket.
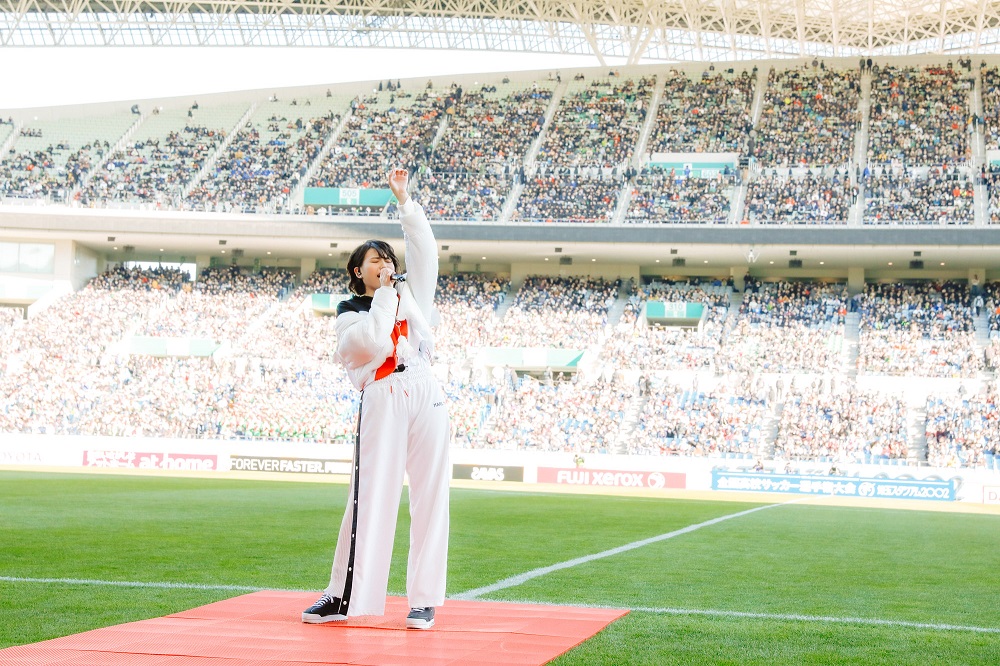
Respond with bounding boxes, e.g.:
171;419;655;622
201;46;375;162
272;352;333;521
323;199;450;617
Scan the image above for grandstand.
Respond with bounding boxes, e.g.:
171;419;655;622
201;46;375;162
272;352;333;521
3;25;1000;478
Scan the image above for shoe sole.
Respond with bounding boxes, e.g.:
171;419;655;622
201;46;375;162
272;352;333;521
302;612;348;624
406;618;435;629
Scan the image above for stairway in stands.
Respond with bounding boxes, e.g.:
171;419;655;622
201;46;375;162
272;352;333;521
612;392;649;455
492;276;523;322
843;310;861;378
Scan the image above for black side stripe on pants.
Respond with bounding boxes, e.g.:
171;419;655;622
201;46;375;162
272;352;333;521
338;390;364;615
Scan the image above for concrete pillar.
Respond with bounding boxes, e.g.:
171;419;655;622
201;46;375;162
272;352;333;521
301;257;317;282
730;266;748;292
847;266;865;295
195;255;211;277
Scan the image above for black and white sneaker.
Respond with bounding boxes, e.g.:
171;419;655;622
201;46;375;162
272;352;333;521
405;606;435;629
302;593;348;624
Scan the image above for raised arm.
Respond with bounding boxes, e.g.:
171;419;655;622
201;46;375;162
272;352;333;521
389;168;438;313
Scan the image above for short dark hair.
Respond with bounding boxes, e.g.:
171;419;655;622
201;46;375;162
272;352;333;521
347;240;399;295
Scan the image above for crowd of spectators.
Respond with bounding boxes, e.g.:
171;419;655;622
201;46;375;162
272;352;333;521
0;307;23;334
867;65;971;166
753;65;860;167
604;281;730;371
536;77;653;170
483;275;619;349
982;166;1000;225
978;64;1000;151
775;385;909;461
81;124;230;208
743;170;855;224
515;167;625;222
137;267;295;341
233;269;350;364
630;376;768;456
443;380;498;448
516;77;652;223
924;388;1000;468
5;265;1000;466
863;166;973;224
626;167;735;223
432;273;510;365
647;68;754;154
0;271;169;435
186;111;339;213
0;141;106;202
308;89;442;194
715;280;847;373
481;373;629;453
857;281;981;377
415;84;552;221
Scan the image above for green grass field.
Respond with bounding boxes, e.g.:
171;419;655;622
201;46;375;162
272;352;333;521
2;471;999;664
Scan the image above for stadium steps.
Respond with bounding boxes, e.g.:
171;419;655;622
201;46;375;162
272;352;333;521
290;101;352;209
523;79;567;167
907;405;929;463
231;300;283;354
971;70;989;226
182;103;255;200
431;112;449;150
972;67;986;167
761;402;782;460
729;176;748;224
974;181;989;226
612;392;648;455
493;275;524;322
604;279;633;329
630;75;664;168
0;119;20;159
610;181;632;224
974;312;991;364
972;70;989;225
850;73;873;227
723;290;744;332
499;180;524;223
72;113;145;200
855;71;872;176
750;66;768;126
843;312;860;378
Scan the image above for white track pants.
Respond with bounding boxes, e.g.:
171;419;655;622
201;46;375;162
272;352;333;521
325;361;450;616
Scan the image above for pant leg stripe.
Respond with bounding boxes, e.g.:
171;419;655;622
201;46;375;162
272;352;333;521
338;391;363;616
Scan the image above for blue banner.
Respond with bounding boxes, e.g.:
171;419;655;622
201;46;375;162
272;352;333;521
711;471;955;501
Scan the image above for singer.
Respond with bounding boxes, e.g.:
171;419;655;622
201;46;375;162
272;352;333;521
302;168;450;630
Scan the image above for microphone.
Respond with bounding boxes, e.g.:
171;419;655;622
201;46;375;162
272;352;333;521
391;273;407;283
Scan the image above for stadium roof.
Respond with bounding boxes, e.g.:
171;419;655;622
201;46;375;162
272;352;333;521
3;0;1000;60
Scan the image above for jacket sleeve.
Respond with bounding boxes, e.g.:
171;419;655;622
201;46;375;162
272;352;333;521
335;286;397;368
398;199;438;316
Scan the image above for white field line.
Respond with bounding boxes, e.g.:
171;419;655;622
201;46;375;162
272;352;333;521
452;500;801;600
3;575;997;635
627;606;1000;635
0;576;268;592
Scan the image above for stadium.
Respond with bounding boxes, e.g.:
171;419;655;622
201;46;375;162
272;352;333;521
2;1;1000;664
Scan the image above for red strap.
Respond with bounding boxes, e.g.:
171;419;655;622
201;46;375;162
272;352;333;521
374;319;409;381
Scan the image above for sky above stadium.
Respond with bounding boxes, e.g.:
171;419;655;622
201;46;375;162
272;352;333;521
1;47;616;110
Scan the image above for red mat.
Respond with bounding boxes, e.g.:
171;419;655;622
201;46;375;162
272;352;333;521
0;591;628;665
